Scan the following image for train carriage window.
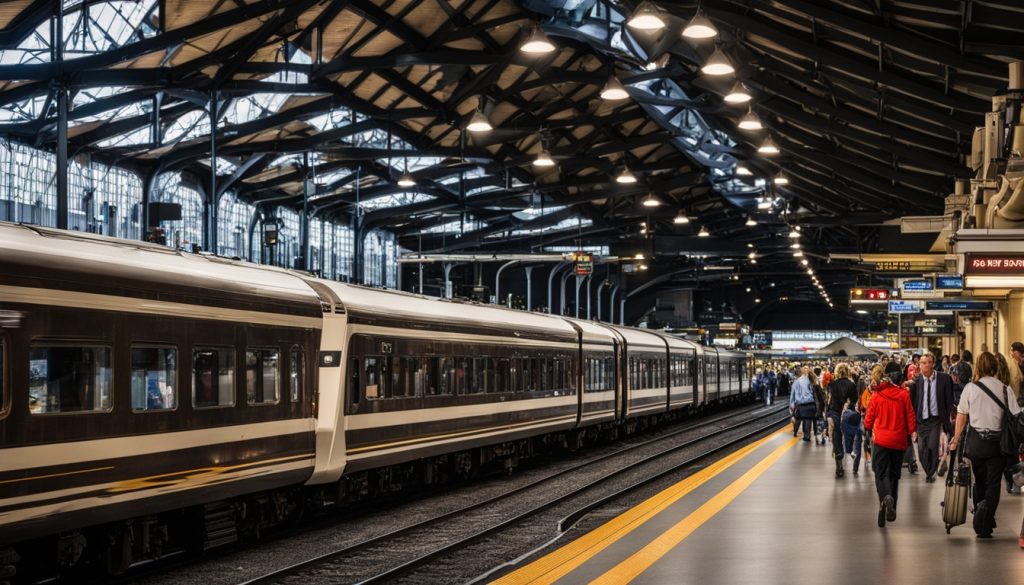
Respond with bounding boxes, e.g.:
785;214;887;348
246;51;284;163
290;347;304;403
364;357;386;399
491;358;507;394
29;345;113;414
130;346;177;412
193;348;235;408
246;349;280;405
439;357;454;395
394;357;416;398
423;357;441;396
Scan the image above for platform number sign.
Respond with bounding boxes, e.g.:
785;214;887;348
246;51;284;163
573;251;593;276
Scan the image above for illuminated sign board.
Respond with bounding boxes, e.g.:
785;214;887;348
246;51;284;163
850;288;891;303
573;252;593;275
966;255;1024;274
935;275;964;290
924;300;994;311
902;279;933;292
888;300;922;314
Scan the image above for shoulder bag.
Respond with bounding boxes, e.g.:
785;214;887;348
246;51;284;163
975;381;1022;458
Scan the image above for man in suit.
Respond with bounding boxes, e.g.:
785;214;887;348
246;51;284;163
909;353;955;482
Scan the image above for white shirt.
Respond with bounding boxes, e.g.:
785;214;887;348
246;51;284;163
957;376;1022;431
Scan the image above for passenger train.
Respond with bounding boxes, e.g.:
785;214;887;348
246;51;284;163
0;222;751;577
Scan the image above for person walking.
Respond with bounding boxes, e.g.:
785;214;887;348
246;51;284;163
789;366;816;441
865;371;917;527
811;370;827;445
908;354;955;483
948;352;1022;538
826;363;860;477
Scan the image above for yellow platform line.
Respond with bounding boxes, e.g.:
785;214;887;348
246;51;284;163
592;434;799;584
491;428;788;585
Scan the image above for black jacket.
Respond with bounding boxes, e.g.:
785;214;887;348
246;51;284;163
909;372;955;433
826;377;859;413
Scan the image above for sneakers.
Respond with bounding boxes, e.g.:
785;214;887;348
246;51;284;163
878;500;887;528
885;495;897;522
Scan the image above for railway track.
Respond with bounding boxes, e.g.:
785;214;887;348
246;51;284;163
241;403;790;585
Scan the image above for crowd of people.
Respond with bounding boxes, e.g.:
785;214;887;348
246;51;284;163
755;344;1024;543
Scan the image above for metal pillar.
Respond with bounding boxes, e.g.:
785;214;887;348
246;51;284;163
547;261;569;314
586;275;592;320
574;276;584;319
443;262;454;298
495;260;519;305
207;91;218;252
560;270;573;316
300;152;310;270
525;266;534;311
418;262;424;294
597;279;606;322
620;297;626;326
54;4;67;230
609;284;619;325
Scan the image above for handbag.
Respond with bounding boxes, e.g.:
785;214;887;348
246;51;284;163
974;382;1021;458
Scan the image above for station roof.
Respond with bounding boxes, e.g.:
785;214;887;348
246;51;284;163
0;0;1019;310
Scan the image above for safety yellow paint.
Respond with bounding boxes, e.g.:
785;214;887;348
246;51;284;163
490;428;788;585
591;435;798;584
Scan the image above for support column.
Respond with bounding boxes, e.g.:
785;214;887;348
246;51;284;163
574;275;584;319
208;91;218;253
495;260;518;305
525;266;534;311
547;261;568;314
560;270;572;316
586;274;592;320
54;3;68;230
597;279;605;321
609;284;619;324
1004;292;1024;352
299;152;311;270
443;262;454;298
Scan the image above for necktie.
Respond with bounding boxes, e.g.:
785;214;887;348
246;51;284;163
923;378;930;420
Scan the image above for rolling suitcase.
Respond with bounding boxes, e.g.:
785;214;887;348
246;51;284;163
941;444;971;534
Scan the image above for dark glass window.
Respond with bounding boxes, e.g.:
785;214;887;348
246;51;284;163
246;348;280;405
30;345;113;414
290;347;304;403
193;347;235;408
131;346;177;412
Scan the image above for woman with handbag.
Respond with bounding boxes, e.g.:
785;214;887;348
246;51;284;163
948;352;1022;538
864;370;917;527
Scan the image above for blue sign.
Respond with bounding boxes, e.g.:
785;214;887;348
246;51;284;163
925;300;993;311
902;279;934;292
935;275;964;290
888;300;922;314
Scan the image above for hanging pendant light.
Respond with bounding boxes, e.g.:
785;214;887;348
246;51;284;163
697;225;710;237
466;110;493;132
773;170;789;185
724;81;751;104
627;2;666;30
601;76;630;100
397;171;416;187
738;108;763;131
616;167;637;183
735;164;752;176
701;47;734;76
745;216;757;226
682;9;717;39
534;149;555;167
789;228;800;238
520;27;556;54
642;193;661;207
674;211;690;224
757;136;780;154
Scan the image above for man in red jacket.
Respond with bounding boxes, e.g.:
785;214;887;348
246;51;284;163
864;375;918;528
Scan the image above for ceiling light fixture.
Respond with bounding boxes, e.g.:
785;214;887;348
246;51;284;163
674;211;690;224
757;197;772;209
466;110;493;132
747;251;756;259
601;76;630;100
735;164;752;176
642;193;661;207
788;228;800;238
616;167;637;183
745;216;757;226
801;259;809;266
634;253;645;260
533;149;555;167
698;225;710;237
724;81;752;104
758;136;780;154
520;27;556;54
682;9;718;39
701;47;735;76
627;2;666;30
773;171;789;185
793;250;803;257
397;171;416;187
738;108;763;131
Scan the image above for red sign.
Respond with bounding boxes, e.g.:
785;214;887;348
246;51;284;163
851;288;890;300
966;255;1024;274
574;252;593;276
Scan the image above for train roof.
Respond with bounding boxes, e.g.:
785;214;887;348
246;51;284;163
0;222;322;318
321;280;579;341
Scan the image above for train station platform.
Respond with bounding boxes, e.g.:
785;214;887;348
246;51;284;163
493;427;1024;585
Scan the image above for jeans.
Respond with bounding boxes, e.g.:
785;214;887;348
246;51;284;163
841;411;863;469
828;411;843;459
872;444;903;505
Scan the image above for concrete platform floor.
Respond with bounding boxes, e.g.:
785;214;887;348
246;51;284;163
493;428;1024;585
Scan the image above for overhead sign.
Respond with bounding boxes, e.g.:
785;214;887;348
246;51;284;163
902;279;933;292
925;300;994;311
851;288;891;303
935;274;964;290
888;300;922;314
966;255;1024;274
875;261;913;272
573;252;593;276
